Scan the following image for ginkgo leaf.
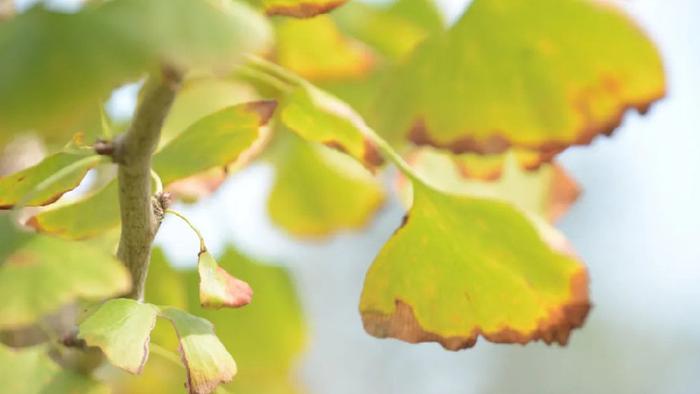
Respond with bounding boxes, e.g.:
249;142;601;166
0;344;109;394
268;132;384;236
402;149;580;222
375;0;665;158
280;85;383;169
153;100;276;185
78;299;159;374
160;308;237;394
0;152;101;209
0;214;130;328
28;180;120;240
360;181;590;350
0;0;270;142
30;101;274;239
262;0;347;18
198;251;253;309
275;15;373;80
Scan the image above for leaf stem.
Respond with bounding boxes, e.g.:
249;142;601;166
164;209;207;254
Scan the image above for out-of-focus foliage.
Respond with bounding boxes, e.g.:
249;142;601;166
259;0;347;18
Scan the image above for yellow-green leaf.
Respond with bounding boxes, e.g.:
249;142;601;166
275;15;373;80
160;307;237;394
0;0;271;142
262;0;347;18
0;214;130;329
78;299;159;374
360;181;590;350
198;251;253;309
0;344;109;394
269;132;384;237
375;0;665;156
0;152;101;209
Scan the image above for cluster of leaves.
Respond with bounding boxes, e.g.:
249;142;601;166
0;0;663;393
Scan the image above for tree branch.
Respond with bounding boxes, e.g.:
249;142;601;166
114;68;181;300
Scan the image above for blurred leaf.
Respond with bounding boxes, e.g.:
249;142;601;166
78;299;159;374
0;214;130;329
375;0;665;158
275;16;373;80
0;0;271;142
0;344;109;394
360;180;590;350
0;152;101;209
269;132;384;237
28;180;120;240
153;101;276;185
160;308;237;394
198;251;253;309
402;149;580;222
262;0;347;18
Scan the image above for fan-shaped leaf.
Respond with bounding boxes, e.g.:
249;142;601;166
263;0;347;18
198;251;253;309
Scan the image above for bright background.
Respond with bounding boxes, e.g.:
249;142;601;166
14;0;700;392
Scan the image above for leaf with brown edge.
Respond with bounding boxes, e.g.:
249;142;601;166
198;250;253;309
160;308;237;394
375;0;665;158
0;152;101;209
360;180;590;350
400;148;580;223
263;0;346;18
275;15;373;81
280;85;383;170
78;299;159;375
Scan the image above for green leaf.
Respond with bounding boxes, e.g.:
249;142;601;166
0;0;271;141
262;0;347;18
0;214;130;329
78;299;159;374
198;251;253;309
280;85;383;169
0;344;109;394
153;101;276;185
275;15;373;80
360;181;590;350
0;152;101;209
269;132;384;236
28;180;120;240
375;0;665;157
160;307;237;394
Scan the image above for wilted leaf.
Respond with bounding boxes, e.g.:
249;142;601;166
28;180;120;240
275;16;373;80
0;214;130;328
280;86;383;169
402;149;580;222
160;308;237;394
360;181;590;350
375;0;665;157
269;132;384;236
0;344;109;394
262;0;347;18
0;152;101;209
0;0;271;142
78;299;159;374
198;251;253;309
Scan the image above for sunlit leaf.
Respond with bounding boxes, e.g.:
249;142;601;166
401;149;580;222
160;308;237;394
0;214;130;328
0;0;271;141
0;152;101;209
275;15;373;80
269;132;384;236
375;0;665;157
78;299;159;374
0;344;109;394
262;0;347;18
360;180;590;350
198;251;253;309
